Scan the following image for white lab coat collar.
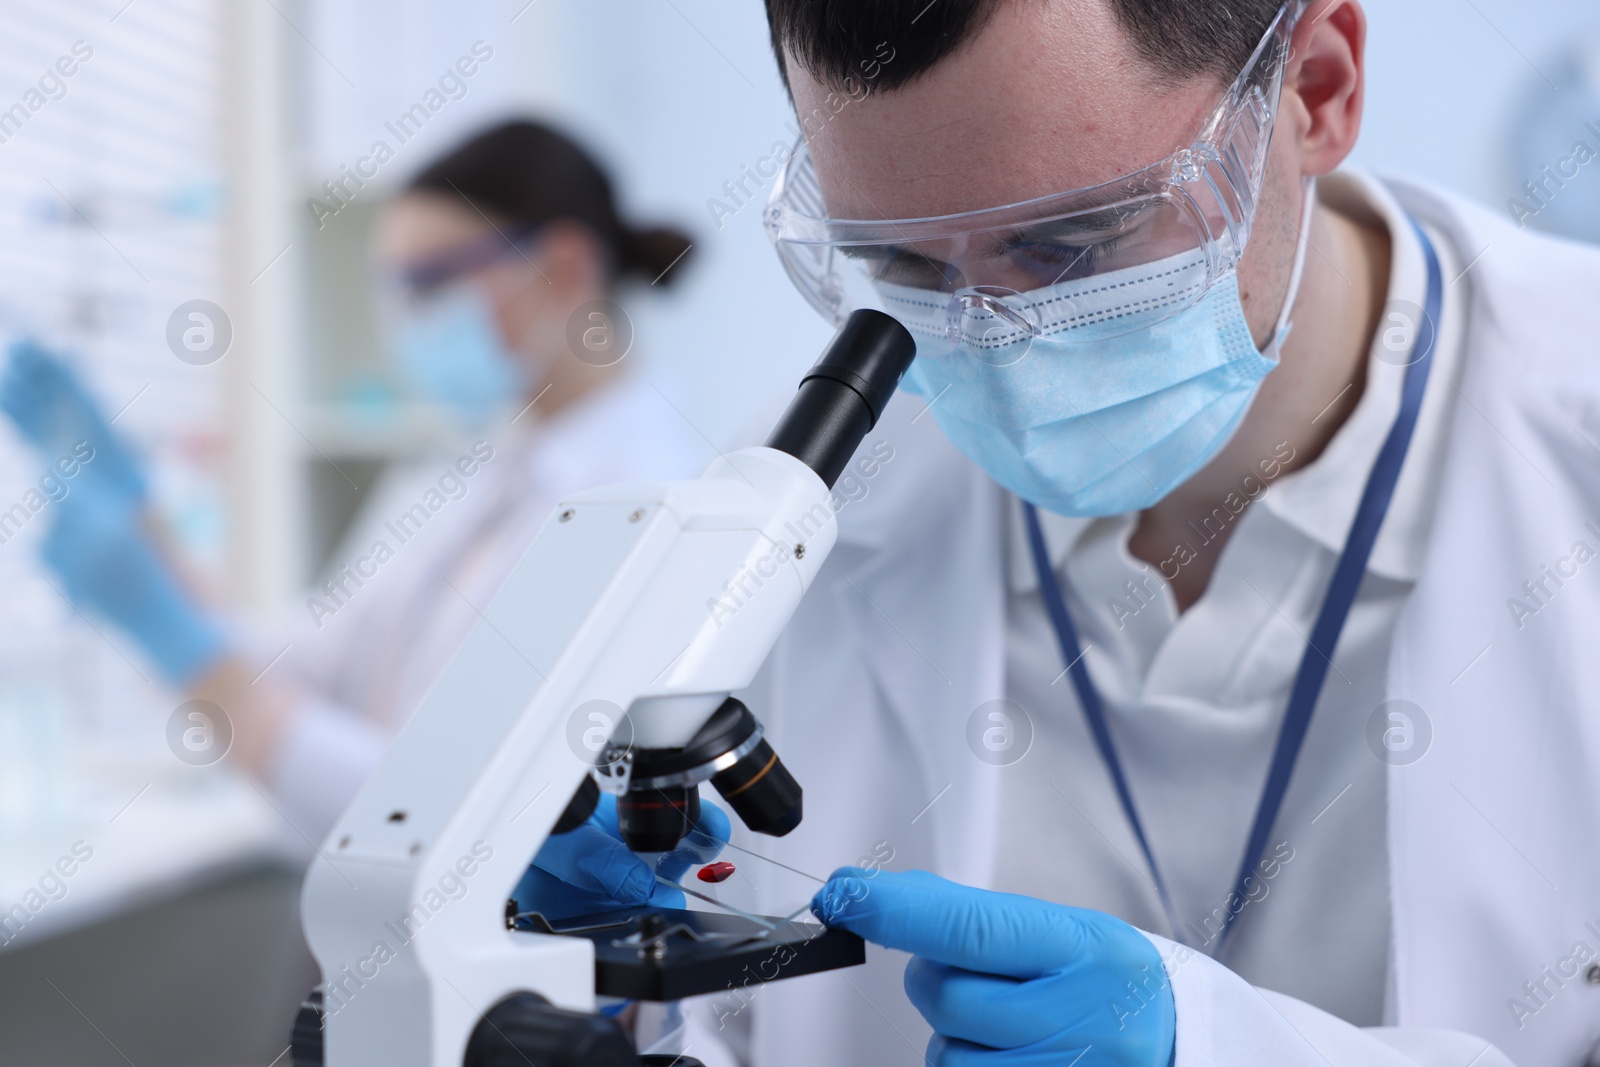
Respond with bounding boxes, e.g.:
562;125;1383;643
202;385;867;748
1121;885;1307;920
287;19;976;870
1003;502;1093;592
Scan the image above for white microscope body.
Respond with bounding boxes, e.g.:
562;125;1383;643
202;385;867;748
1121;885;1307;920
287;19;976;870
299;311;913;1066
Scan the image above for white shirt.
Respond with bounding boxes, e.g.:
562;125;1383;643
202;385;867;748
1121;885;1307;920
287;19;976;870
266;373;705;839
993;171;1467;1026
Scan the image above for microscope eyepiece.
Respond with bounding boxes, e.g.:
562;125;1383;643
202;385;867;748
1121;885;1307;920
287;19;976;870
616;699;801;852
765;308;916;488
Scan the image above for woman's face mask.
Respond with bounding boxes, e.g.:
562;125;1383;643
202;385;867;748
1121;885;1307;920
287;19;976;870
393;281;533;426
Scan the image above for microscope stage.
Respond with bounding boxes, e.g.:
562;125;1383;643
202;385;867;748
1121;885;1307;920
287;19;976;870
517;905;865;1002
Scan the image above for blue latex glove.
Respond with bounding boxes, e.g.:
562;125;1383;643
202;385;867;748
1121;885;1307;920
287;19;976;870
813;869;1176;1067
513;794;731;923
43;493;227;685
1;339;148;506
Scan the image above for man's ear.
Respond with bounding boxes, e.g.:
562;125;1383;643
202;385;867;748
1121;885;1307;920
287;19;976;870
1284;0;1367;177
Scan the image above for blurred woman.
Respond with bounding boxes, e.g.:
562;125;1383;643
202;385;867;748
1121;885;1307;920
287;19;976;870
0;119;703;836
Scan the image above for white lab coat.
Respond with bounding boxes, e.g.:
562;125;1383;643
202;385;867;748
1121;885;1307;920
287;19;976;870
723;176;1600;1066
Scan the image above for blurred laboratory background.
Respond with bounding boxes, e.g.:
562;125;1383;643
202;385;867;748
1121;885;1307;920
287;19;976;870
0;0;1594;1064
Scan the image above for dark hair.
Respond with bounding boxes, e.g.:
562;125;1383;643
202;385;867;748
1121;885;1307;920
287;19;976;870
765;0;1285;93
408;119;694;287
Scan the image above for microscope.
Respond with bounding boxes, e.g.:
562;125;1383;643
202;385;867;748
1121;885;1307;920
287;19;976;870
292;310;916;1066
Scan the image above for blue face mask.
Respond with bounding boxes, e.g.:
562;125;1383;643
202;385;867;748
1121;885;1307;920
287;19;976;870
394;283;531;425
892;198;1313;518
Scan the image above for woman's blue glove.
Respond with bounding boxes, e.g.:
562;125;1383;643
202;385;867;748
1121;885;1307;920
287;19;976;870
1;339;148;506
43;493;227;685
513;794;731;923
813;869;1176;1067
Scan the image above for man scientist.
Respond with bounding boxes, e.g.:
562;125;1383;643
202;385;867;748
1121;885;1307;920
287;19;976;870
522;0;1600;1063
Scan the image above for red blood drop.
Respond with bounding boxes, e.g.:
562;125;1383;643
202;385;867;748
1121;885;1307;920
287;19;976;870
697;861;736;883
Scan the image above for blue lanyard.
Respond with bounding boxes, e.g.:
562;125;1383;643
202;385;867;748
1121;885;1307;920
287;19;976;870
1026;220;1443;952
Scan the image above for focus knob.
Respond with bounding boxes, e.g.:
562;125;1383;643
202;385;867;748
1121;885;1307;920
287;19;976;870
463;992;635;1067
289;991;323;1067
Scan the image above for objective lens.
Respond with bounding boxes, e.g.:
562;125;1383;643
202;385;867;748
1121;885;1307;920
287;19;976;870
617;784;701;853
710;733;802;838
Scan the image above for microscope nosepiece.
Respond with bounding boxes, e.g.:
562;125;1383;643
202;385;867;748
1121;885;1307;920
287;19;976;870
616;698;802;852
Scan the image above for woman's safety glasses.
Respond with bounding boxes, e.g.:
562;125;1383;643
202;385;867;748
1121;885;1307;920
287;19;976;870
388;223;542;305
765;3;1302;350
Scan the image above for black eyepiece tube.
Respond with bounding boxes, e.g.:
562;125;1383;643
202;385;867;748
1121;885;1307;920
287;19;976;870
764;309;917;488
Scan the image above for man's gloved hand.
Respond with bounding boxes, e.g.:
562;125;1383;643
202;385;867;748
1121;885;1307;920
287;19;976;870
813;869;1176;1067
43;493;227;685
513;794;731;923
1;339;148;506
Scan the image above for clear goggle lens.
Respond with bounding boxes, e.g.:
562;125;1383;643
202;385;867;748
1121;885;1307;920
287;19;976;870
766;3;1299;349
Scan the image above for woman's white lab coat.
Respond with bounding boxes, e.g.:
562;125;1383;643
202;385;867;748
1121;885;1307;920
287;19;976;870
719;176;1600;1066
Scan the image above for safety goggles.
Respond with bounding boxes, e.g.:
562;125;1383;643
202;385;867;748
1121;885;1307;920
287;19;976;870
765;3;1301;348
387;223;542;305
